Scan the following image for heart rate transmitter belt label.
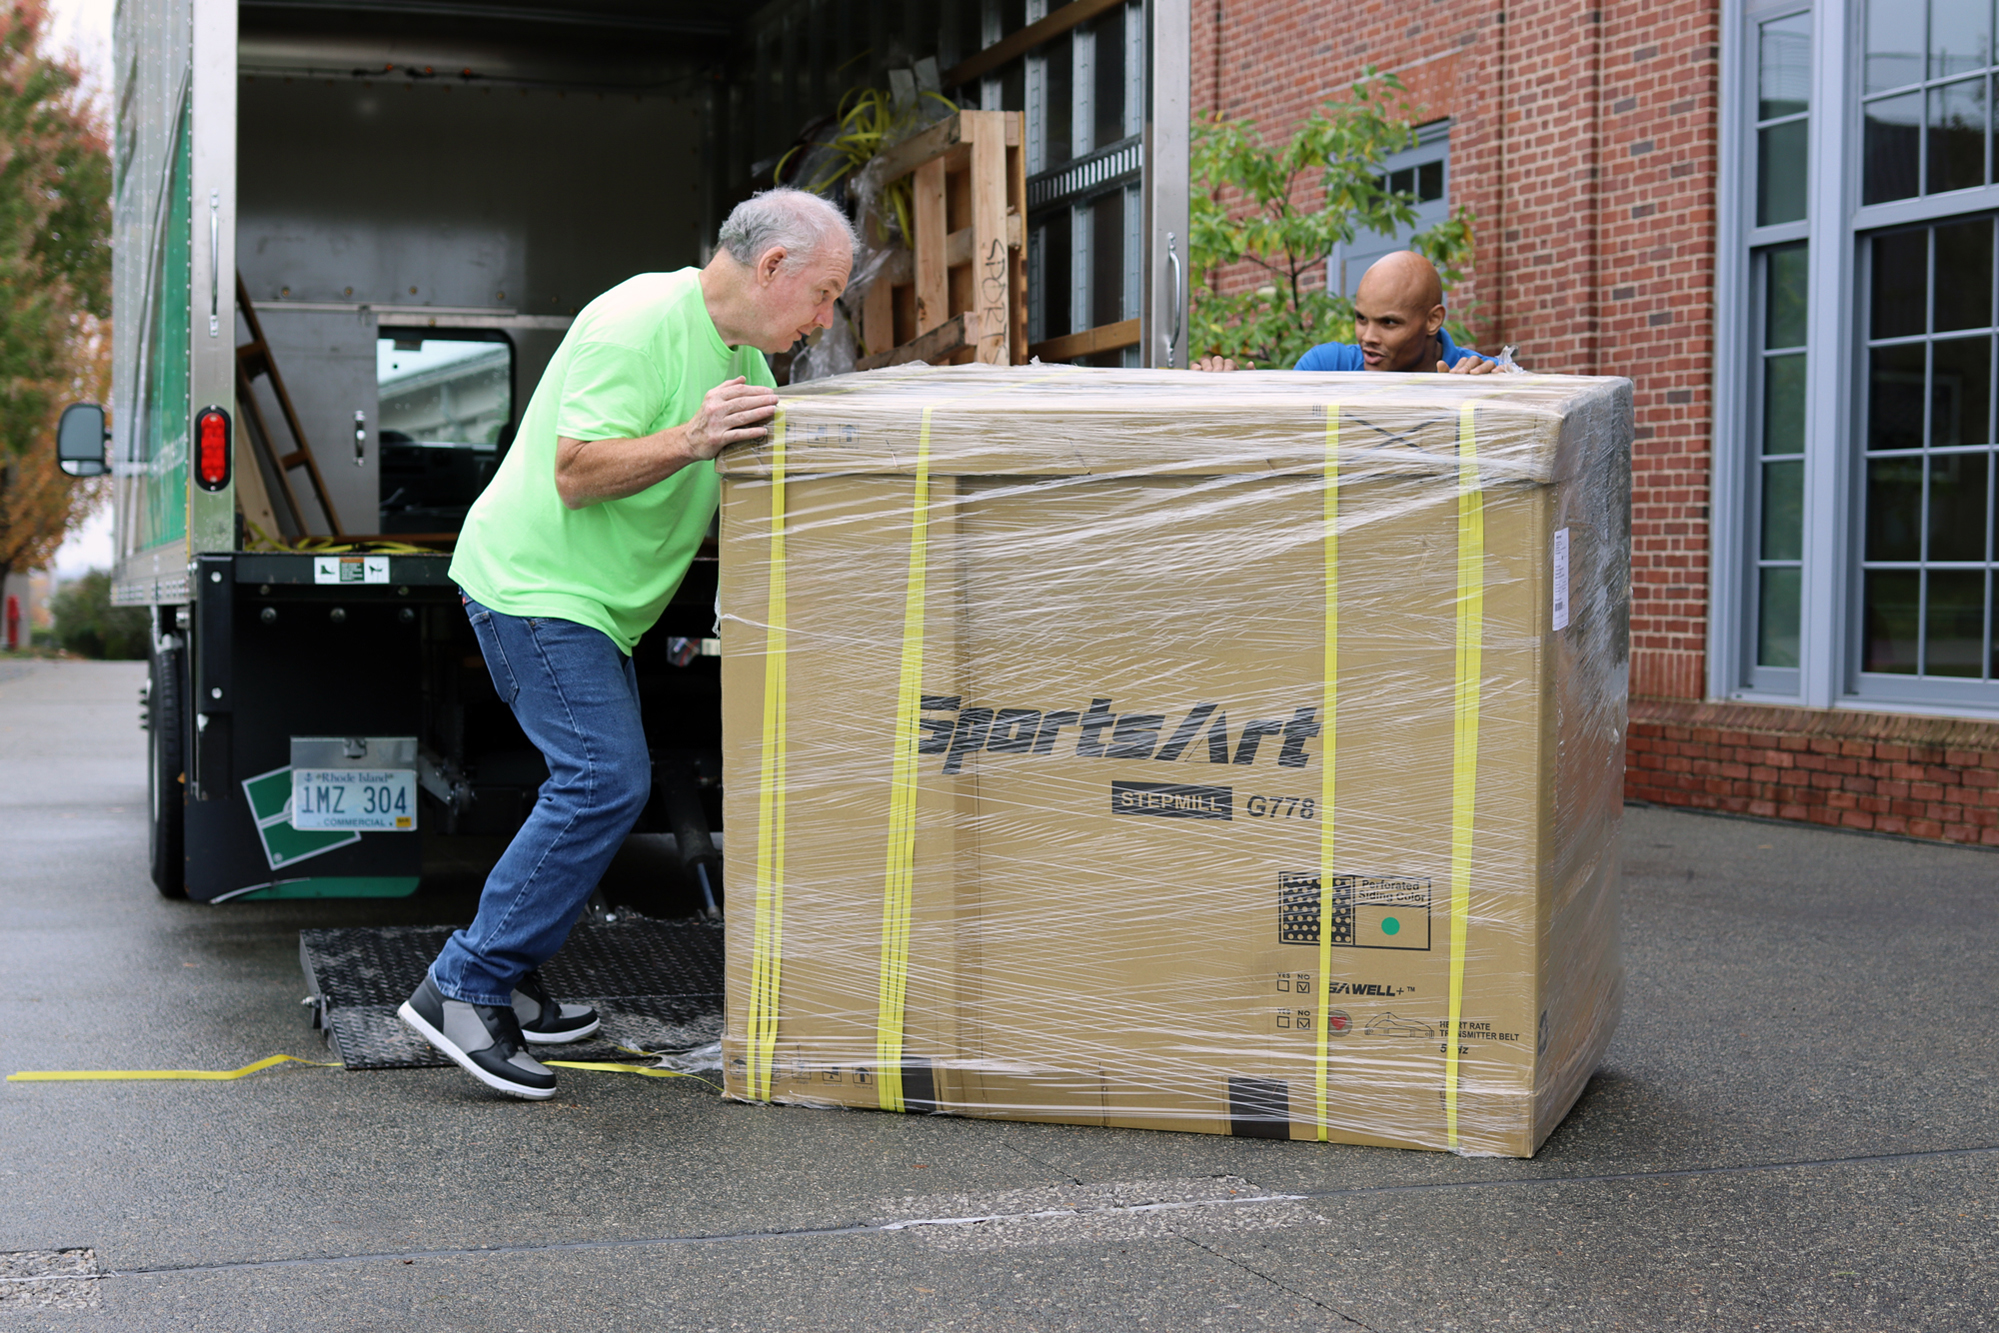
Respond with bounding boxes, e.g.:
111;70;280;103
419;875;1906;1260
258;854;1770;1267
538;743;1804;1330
1110;781;1234;820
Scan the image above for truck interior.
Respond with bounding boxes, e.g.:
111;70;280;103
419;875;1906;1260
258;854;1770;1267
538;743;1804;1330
225;0;1153;910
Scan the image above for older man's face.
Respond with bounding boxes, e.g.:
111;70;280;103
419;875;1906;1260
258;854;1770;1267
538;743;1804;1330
753;244;853;354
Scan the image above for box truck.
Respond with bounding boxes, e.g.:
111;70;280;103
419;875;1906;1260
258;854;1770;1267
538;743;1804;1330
57;0;1190;902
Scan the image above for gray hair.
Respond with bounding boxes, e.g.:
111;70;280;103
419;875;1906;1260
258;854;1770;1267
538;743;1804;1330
717;188;859;270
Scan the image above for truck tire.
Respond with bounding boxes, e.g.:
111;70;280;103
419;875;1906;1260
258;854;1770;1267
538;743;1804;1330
148;642;187;899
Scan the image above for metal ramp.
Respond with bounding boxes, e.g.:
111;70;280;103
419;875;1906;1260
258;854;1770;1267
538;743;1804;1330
300;916;724;1070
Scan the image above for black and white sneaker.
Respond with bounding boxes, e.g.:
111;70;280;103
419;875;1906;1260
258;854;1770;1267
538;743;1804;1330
398;974;557;1100
512;970;601;1044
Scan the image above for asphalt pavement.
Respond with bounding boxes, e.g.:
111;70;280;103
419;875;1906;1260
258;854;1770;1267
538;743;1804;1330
1;658;1994;1331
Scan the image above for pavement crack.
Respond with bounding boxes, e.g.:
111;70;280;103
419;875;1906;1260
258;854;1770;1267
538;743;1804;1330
997;1140;1084;1186
1283;1141;1999;1205
1174;1232;1374;1329
87;1141;1999;1283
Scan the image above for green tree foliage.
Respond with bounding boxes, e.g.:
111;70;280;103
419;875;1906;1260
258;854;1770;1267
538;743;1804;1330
51;569;147;659
1189;70;1476;370
0;1;111;586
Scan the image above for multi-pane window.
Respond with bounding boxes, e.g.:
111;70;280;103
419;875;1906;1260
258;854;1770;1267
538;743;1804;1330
1728;0;1999;710
1861;0;1993;204
1757;12;1810;224
1327;129;1451;300
1742;7;1810;685
1754;244;1808;668
1860;218;1999;680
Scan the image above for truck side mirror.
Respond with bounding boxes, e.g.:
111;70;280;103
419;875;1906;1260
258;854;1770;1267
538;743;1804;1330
57;403;110;478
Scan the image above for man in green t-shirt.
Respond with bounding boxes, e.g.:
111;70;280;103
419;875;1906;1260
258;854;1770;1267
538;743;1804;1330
399;188;856;1099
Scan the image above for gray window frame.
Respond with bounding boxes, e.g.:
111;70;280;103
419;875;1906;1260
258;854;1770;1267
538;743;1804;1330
1712;0;1999;718
1745;240;1809;695
1849;217;1999;703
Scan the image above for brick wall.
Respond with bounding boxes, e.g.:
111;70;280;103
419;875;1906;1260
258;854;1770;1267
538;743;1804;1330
1627;701;1999;847
1197;0;1720;705
1203;0;1998;850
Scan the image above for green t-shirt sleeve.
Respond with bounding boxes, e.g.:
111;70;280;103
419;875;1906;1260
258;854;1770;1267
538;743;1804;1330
554;339;668;442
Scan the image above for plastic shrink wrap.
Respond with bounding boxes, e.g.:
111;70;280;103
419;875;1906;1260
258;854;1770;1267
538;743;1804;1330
715;365;1630;1158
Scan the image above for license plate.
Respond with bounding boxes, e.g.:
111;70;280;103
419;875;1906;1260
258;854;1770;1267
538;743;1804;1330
291;769;417;831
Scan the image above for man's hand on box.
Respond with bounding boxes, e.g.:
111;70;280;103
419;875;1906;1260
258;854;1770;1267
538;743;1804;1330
1441;355;1501;375
555;378;779;509
1192;356;1254;372
682;377;780;459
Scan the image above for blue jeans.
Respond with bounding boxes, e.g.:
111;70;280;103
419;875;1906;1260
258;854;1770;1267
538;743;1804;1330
430;597;651;1007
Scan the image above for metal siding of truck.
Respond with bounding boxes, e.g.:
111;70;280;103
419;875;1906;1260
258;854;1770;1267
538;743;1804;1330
187;0;239;556
144;124;191;552
111;0;195;601
1142;0;1188;369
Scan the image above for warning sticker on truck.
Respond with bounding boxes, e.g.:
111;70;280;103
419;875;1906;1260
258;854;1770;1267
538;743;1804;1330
313;555;389;585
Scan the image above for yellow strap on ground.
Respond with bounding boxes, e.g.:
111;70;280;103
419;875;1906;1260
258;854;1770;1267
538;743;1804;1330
1316;404;1340;1142
875;406;937;1114
543;1061;724;1092
1445;401;1485;1151
6;1054;339;1082
747;409;792;1103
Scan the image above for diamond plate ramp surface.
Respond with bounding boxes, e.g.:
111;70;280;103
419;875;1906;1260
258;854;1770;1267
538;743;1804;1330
299;917;724;1070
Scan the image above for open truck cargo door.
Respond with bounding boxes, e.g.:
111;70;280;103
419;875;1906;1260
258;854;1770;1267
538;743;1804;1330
108;0;1193;903
112;0;235;607
728;0;1189;371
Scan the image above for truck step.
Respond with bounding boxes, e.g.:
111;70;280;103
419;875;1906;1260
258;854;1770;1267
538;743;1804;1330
299;917;723;1070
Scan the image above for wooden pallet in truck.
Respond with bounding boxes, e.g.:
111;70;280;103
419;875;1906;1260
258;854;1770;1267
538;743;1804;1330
855;110;1027;371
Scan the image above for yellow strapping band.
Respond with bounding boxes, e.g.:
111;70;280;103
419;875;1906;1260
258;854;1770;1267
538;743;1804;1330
1316;404;1340;1142
1445;402;1485;1150
7;1054;338;1082
746;409;791;1103
875;406;937;1113
8;1042;720;1090
543;1061;724;1092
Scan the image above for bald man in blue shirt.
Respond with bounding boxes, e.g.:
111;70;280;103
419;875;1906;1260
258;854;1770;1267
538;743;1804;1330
1195;250;1505;375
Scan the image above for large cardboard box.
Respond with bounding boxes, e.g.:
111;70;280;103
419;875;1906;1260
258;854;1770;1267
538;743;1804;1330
715;366;1629;1157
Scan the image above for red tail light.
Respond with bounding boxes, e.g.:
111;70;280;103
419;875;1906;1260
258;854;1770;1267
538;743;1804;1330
194;406;231;491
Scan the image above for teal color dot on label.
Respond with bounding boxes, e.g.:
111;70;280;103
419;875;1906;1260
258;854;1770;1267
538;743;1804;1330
1381;917;1401;936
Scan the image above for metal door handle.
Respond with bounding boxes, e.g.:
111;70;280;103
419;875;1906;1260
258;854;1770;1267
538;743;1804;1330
1164;232;1184;368
208;191;220;337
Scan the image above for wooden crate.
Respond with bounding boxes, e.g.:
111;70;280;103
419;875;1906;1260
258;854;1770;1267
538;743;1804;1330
855;110;1027;370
